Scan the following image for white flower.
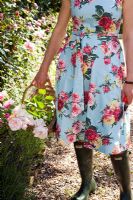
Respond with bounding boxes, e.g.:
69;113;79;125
33;126;48;139
34;118;46;127
8;105;35;131
8;117;23;131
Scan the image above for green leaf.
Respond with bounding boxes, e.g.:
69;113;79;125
95;5;104;17
38;89;46;95
37;101;45;109
45;95;54;101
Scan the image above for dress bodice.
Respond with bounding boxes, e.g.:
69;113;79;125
70;0;123;35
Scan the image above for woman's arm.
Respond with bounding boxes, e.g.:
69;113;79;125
123;0;133;80
32;0;71;88
122;0;133;105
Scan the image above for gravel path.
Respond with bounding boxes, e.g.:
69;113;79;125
29;105;133;200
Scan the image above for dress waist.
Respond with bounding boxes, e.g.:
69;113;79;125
71;30;119;38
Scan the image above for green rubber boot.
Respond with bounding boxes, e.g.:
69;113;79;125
110;150;133;200
71;142;97;200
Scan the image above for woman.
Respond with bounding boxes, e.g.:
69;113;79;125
32;0;133;199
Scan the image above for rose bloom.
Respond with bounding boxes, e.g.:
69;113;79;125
24;40;35;52
103;86;110;93
0;13;4;20
67;134;76;143
101;42;110;54
71;103;82;117
83;45;92;54
89;83;96;93
113;107;121;121
103;114;115;125
85;128;99;141
8;117;23;131
72;93;80;103
108;39;119;54
72;121;83;134
59;91;69;102
34;118;46;127
88;92;95;106
33;126;48;139
71;52;77;66
74;0;80;7
73;16;81;27
3;99;14;109
112;65;118;72
58;59;66;70
102;138;110;145
117;66;124;80
98;16;113;31
104;57;111;65
58;99;64;111
4;113;10;119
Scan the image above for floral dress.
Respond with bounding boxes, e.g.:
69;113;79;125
54;0;132;155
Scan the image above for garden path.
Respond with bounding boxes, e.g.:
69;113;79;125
30;104;133;200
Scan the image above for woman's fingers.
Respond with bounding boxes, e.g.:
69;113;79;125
122;84;133;105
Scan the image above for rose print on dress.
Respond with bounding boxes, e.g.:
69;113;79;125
55;0;131;155
100;99;123;126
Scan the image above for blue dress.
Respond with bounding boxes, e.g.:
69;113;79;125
55;0;132;155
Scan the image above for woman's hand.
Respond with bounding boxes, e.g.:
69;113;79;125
122;83;133;105
31;68;49;89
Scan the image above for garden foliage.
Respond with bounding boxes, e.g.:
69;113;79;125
0;1;59;199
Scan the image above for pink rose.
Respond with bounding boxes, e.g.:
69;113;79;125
102;138;110;145
112;65;118;72
24;40;35;52
0;13;4;20
108;39;119;54
72;93;80;103
4;113;10;119
8;117;23;131
104;57;111;65
74;0;80;7
83;45;92;54
67;134;76;143
84;91;94;106
113;107;121;121
88;92;95;106
59;91;69;102
89;83;96;93
72;121;83;134
58;60;66;70
103;86;110;93
117;66;124;80
71;103;82;117
101;42;110;54
73;16;81;28
71;52;77;66
3;99;14;109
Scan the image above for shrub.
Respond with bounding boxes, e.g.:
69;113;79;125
0;0;58;102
